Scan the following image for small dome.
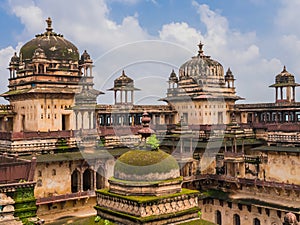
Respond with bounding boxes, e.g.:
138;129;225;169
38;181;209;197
275;66;296;85
32;46;47;60
10;52;20;65
20;17;79;62
179;42;224;85
80;50;92;63
114;70;134;88
114;150;180;181
284;212;297;223
225;68;234;80
169;69;178;82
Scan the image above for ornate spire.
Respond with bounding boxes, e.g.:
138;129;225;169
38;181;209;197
45;17;53;34
197;41;204;57
138;112;155;144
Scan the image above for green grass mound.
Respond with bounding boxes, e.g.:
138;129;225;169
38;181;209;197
114;150;180;181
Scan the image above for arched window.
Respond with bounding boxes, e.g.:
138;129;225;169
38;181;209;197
83;169;94;191
96;166;105;189
254;218;261;225
215;210;222;225
71;169;80;193
233;214;241;225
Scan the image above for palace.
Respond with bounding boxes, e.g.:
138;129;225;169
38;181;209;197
0;18;299;224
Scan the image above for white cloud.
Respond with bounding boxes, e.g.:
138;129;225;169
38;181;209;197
157;2;283;102
159;22;203;52
1;0;288;104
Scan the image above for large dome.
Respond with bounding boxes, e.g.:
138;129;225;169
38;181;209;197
114;150;180;181
20;17;79;61
179;42;224;86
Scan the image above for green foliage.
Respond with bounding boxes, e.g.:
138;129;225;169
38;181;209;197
201;189;229;200
94;216;101;222
104;220;110;225
13;187;37;221
98;138;105;147
198;211;202;219
56;138;69;150
146;134;160;150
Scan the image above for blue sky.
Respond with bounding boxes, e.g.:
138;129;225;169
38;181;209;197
0;0;299;104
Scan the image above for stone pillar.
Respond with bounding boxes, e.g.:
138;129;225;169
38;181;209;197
81;112;84;130
93;170;97;190
190;138;193;155
293;86;296;101
287;86;291;102
88;112;91;129
75;112;78;130
80;170;83;192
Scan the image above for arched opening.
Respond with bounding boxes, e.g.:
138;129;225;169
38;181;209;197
215;210;222;225
71;169;80;193
96;166;105;189
83;169;94;191
233;214;241;225
254;218;261;225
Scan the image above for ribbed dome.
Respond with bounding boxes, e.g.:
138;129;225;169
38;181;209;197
114;150;180;181
20;17;79;61
179;42;224;86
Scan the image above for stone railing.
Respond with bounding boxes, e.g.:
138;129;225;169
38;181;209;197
96;191;198;218
36;190;95;205
268;132;300;143
0;105;14;111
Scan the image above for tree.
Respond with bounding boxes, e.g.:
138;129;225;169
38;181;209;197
146;134;160;150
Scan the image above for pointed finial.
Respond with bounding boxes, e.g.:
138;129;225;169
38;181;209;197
46;17;53;34
282;65;287;72
122;70;126;76
198;41;204;57
226;67;233;75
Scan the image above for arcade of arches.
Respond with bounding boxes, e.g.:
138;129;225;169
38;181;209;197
71;167;105;193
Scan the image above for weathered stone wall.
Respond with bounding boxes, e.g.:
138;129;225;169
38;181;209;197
263;152;300;184
34;161;72;198
11;97;74;132
201;199;284;225
171;100;230;125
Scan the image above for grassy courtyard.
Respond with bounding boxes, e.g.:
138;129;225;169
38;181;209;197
47;216;216;225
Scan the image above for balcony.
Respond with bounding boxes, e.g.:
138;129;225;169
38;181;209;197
36;190;95;205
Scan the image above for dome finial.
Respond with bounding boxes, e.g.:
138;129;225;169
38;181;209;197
46;17;53;34
283;65;287;72
198;41;204;57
